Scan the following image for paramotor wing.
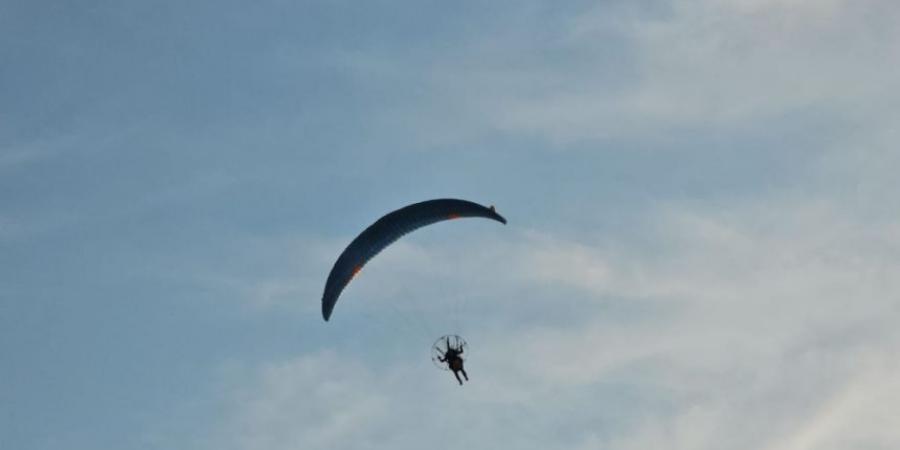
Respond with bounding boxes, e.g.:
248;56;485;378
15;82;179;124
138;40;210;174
321;198;506;321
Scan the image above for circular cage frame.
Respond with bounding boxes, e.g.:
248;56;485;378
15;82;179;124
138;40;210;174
430;335;468;371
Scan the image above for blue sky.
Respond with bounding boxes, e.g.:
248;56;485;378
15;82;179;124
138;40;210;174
3;1;900;449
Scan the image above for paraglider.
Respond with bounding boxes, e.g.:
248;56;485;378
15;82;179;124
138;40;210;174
320;198;506;385
432;335;469;385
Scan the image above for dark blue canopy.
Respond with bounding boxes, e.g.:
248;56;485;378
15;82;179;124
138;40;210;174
322;199;507;321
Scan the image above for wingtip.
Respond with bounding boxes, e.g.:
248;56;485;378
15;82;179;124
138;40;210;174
488;204;507;224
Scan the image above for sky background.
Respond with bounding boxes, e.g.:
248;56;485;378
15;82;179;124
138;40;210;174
3;0;900;449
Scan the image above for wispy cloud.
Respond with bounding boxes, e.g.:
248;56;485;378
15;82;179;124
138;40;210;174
202;180;900;449
363;0;900;144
